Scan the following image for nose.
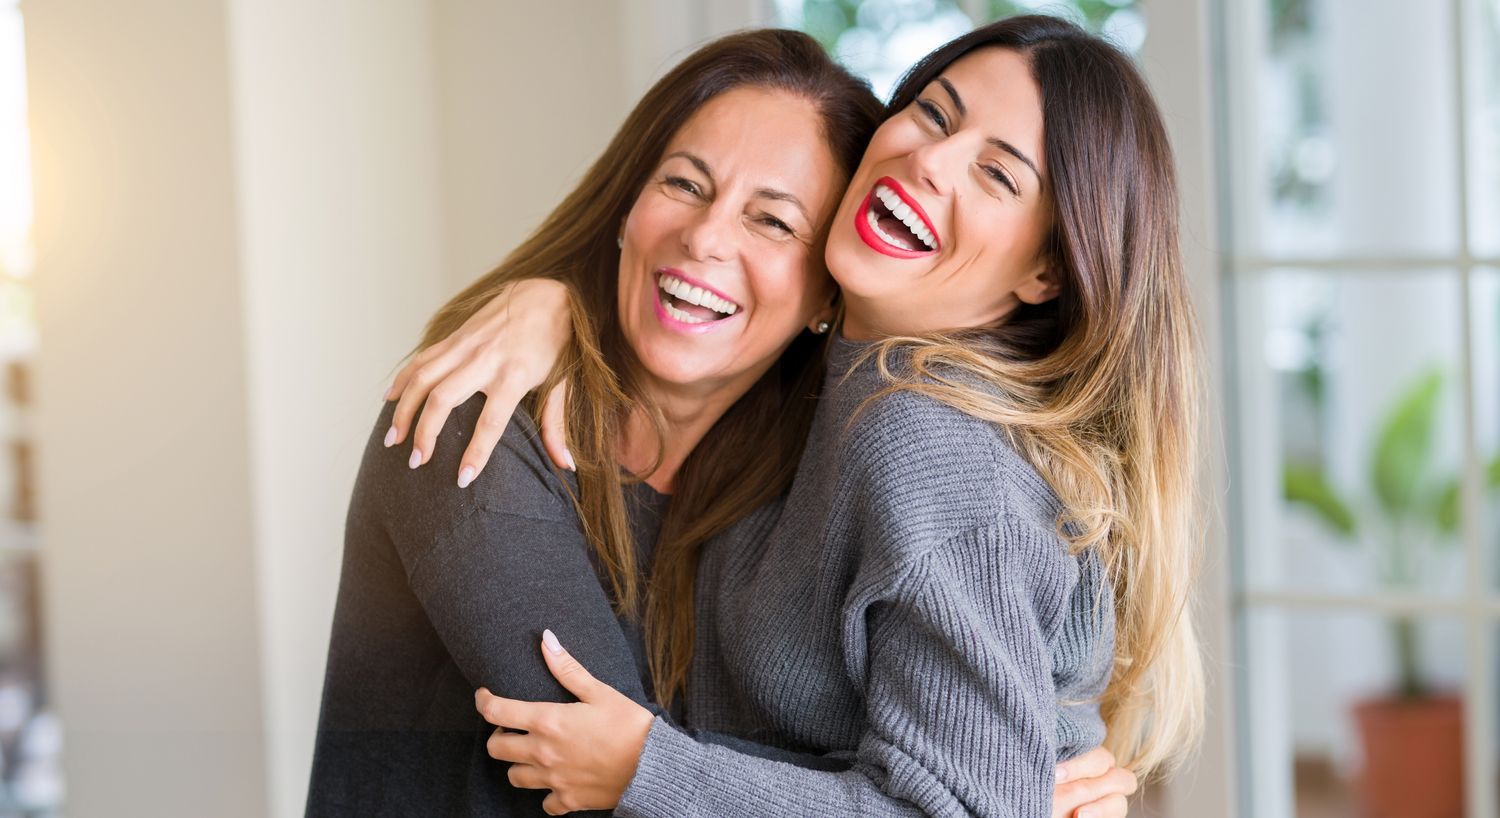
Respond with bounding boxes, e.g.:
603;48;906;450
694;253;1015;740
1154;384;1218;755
680;200;737;263
908;136;958;197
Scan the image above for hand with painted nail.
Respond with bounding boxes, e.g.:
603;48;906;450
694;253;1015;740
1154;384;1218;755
1052;745;1138;818
475;629;653;815
383;278;576;486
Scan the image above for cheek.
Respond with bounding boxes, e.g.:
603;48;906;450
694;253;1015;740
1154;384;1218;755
748;256;821;330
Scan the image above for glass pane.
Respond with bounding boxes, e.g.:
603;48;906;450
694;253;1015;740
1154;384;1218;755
1241;609;1466;818
775;0;1145;100
1234;270;1467;596
1477;271;1500;590
1229;0;1461;259
1469;0;1500;257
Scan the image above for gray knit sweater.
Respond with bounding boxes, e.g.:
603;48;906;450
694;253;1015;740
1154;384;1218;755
616;336;1115;818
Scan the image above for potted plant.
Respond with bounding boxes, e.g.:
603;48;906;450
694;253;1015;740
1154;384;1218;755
1285;367;1500;818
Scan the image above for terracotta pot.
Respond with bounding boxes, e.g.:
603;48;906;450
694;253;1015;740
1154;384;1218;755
1353;693;1464;818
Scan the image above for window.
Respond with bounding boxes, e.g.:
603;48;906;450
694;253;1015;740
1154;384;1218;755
1223;0;1500;815
772;0;1145;99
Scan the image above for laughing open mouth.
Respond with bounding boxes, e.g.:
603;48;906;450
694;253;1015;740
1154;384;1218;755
856;178;939;258
656;272;740;326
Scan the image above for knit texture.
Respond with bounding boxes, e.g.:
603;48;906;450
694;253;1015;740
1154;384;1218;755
617;336;1115;818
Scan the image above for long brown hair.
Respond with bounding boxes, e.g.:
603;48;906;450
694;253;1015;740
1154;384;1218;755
414;30;882;698
859;16;1206;777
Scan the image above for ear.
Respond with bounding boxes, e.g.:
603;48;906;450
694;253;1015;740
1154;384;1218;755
1014;263;1061;306
807;287;840;333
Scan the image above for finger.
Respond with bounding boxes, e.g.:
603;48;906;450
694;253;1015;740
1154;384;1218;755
385;344;436;403
542;792;572;816
486;729;539;764
506;762;548;791
390;346;460;447
1057;745;1116;784
409;368;486;469
538;378;574;471
456;377;528;488
1076;793;1129;818
474;687;541;731
1054;767;1137;817
540;629;601;702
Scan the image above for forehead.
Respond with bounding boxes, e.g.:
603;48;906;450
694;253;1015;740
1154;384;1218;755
938;48;1046;173
663;88;840;205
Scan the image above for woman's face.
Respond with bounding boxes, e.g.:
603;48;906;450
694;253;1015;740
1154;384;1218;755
618;87;841;401
824;47;1058;339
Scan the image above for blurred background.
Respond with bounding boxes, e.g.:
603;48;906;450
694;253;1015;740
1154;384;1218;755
0;0;1495;815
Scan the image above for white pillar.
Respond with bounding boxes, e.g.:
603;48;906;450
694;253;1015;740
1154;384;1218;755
23;0;272;814
24;0;449;814
1138;0;1240;815
223;1;449;815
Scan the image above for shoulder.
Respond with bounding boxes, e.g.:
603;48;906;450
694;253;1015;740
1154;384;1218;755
352;396;578;542
840;381;1064;539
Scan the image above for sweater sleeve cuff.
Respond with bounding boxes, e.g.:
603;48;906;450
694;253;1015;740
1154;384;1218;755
616;716;707;818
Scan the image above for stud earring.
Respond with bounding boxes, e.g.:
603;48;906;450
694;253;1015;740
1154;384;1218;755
617;235;624;249
813;321;831;335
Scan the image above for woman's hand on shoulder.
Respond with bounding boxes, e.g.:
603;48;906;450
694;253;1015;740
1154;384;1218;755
384;278;576;486
1053;746;1138;818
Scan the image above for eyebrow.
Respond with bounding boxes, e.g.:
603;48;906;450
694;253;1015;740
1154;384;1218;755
934;77;1044;187
665;151;811;221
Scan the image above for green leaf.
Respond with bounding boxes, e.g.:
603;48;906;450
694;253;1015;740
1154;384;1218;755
1283;463;1357;537
1371;370;1444;520
1433;478;1461;536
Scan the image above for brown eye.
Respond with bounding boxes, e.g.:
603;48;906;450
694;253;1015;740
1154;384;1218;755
984;165;1019;196
665;175;703;197
758;215;793;234
916;99;947;132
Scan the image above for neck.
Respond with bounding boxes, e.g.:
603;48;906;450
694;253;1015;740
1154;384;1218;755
616;377;750;494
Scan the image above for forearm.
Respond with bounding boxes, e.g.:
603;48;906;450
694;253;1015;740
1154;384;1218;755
618;524;1064;818
618;718;929;818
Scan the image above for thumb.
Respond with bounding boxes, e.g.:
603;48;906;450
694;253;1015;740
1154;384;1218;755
541;628;600;701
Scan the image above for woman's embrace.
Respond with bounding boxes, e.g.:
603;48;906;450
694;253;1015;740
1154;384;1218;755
309;15;1199;818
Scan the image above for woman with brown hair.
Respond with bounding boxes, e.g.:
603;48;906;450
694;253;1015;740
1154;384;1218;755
311;25;1130;818
393;14;1201;818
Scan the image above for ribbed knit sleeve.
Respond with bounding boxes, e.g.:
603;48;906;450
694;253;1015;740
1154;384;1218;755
615;513;1072;818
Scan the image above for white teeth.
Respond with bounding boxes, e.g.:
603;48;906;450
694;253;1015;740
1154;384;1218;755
869;184;937;250
664;302;709;324
656;274;739;316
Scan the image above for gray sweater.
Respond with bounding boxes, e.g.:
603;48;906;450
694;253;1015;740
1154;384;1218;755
307;397;839;816
307;398;668;817
617;336;1115;818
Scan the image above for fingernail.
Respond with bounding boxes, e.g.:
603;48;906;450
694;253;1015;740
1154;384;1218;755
384;426;397;448
562;449;576;472
542;628;563;655
1056;765;1068;783
409;449;423;469
458;466;476;489
1078;808;1096;818
383;385;396;401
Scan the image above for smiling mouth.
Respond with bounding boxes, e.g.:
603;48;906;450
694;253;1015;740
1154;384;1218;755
863;182;938;253
655;272;740;325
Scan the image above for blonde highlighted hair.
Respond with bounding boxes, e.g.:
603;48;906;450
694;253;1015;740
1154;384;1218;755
866;15;1207;779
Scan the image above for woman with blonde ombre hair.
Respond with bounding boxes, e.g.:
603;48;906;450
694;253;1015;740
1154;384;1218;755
387;14;1199;816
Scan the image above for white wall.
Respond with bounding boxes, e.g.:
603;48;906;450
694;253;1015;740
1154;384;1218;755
23;0;270;814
